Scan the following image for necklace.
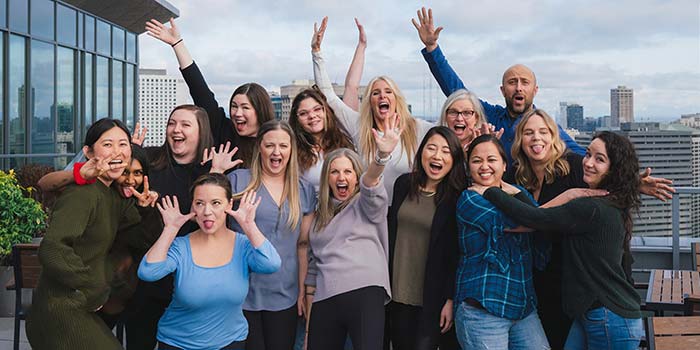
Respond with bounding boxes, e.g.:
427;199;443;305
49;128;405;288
419;188;437;197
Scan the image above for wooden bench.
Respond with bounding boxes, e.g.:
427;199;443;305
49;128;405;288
646;269;700;315
693;242;700;272
646;316;700;349
7;243;41;350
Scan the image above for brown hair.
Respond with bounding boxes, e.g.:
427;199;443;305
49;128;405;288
151;104;214;170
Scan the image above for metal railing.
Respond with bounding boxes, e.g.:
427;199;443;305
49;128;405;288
672;187;700;270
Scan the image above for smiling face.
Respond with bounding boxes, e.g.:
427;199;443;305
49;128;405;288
192;184;232;235
167;109;200;164
500;64;538;117
421;134;454;189
296;97;326;137
231;94;260;137
84;126;132;185
369;79;397;124
259;129;291;177
582;138;610;189
328;156;359;201
468;141;506;187
446;98;478;144
521;114;554;165
117;158;144;198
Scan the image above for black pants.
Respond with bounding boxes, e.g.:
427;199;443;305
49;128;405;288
387;301;460;350
124;282;171;350
159;339;246;350
244;305;298;350
308;286;385;350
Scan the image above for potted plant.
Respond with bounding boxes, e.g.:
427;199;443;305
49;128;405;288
0;169;48;315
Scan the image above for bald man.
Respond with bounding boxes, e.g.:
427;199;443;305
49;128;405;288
412;8;585;164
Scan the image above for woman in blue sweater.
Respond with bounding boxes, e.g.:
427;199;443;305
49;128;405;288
138;173;281;350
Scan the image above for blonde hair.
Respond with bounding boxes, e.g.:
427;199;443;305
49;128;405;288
358;76;417;166
234;121;302;229
314;148;364;231
439;89;487;128
511;109;570;192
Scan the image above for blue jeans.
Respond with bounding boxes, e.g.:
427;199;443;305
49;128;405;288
564;307;642;350
455;301;550;349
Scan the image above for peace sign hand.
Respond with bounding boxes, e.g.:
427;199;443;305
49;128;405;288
372;114;402;157
80;152;127;180
202;141;243;173
157;196;195;232
145;18;180;46
130;176;159;207
131;122;148;146
311;16;328;52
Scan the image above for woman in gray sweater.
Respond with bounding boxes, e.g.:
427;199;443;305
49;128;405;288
303;115;401;350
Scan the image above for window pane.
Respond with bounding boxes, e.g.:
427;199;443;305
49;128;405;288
125;64;134;128
112;60;123;120
8;0;28;33
77;13;83;48
0;0;7;28
96;19;110;55
112;26;124;60
0;36;4;156
57;47;75;168
30;0;54;40
84;15;94;51
57;4;77;46
30;40;55;165
126;32;136;62
9;35;26;168
96;56;108;118
84;53;93;135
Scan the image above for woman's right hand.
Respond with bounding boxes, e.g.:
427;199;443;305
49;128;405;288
157;195;195;232
311;16;328;52
226;191;262;231
202;141;243;173
372;114;403;157
145;18;181;46
411;7;443;52
80;152;127;180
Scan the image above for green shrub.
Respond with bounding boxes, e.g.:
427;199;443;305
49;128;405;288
0;169;47;262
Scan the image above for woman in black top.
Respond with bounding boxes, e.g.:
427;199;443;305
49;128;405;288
473;131;644;349
145;18;275;167
386;126;465;350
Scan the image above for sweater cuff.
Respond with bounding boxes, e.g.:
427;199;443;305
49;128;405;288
73;162;96;185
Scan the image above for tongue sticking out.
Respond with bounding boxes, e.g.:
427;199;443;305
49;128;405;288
532;145;544;154
121;187;133;198
203;221;214;230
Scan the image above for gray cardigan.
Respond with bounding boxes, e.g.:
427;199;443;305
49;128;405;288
305;175;392;303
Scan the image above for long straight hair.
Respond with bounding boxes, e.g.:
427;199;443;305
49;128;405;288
229;83;275;166
234;120;302;229
150;104;214;170
314;148;364;232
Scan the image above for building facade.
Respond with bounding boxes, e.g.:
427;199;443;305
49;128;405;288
566;103;584;131
138;68;189;147
0;0;177;170
611;85;634;127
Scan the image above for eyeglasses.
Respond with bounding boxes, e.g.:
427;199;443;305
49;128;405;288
446;109;476;119
297;105;324;119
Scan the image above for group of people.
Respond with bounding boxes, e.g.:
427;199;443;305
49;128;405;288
25;7;675;350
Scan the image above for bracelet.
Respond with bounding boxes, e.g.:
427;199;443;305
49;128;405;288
374;151;392;166
171;38;183;47
305;292;315;296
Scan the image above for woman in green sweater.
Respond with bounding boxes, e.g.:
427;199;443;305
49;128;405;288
27;118;142;350
470;131;644;350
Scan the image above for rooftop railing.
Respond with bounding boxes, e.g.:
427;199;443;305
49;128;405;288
672;187;700;270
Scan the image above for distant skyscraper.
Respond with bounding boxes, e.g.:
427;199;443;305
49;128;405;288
138;68;190;147
558;102;569;128
566;104;584;131
611;86;634;127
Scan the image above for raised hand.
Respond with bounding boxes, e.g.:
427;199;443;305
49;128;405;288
372;113;402;157
355;18;366;47
226;191;261;230
157;195;195;232
80;152;127;180
145;18;180;46
311;16;328;52
131;176;159;207
202;141;243;173
131;122;148;146
639;168;675;201
411;7;443;52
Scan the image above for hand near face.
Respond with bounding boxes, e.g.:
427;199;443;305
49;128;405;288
372;113;402;157
131;122;148;146
80;152;127;181
226;191;261;230
145;18;181;46
202;141;243;174
311;16;328;52
130;176;159;207
157;195;195;232
411;7;443;52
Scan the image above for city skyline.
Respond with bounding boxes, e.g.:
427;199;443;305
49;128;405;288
138;0;699;122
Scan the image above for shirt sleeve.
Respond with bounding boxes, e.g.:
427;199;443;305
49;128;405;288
359;174;389;224
300;179;318;215
420;45;466;97
312;51;360;138
242;236;281;274
137;237;183;282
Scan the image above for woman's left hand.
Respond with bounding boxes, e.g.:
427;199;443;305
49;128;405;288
372;113;402;157
131;176;159;207
440;299;453;333
226;191;261;230
639;167;675;201
468;184;489;195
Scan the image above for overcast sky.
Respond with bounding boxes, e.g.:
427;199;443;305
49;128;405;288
139;0;700;122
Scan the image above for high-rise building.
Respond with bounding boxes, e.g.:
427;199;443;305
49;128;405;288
0;0;179;170
558;102;569;128
138;68;190;147
611;86;634;127
566;103;584;131
620;122;693;237
667;122;700;237
276;80;365;121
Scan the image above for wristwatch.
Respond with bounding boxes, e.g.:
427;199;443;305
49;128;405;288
374;151;392;166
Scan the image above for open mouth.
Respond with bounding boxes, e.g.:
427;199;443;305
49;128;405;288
336;183;349;197
428;162;443;174
477;171;494;180
378;101;390;114
270;157;283;168
235;118;247;131
453;123;466;132
202;220;215;230
171;136;185;147
513;94;525;104
108;159;123;165
120;186;133;198
530;145;545;155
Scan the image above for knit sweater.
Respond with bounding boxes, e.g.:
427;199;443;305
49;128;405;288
483;188;641;319
26;181;141;349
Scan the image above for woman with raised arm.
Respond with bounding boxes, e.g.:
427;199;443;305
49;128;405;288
304;116;400;350
138;175;281;350
341;18;366;111
311;17;432;202
26;118;142;350
218;120;316;350
472;131;645;349
387;126;465;350
146;18;275;167
289;87;355;194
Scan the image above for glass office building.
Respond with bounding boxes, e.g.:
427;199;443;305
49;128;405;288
0;0;178;170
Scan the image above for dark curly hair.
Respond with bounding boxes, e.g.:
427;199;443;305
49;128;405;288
591;131;641;253
289;87;355;171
